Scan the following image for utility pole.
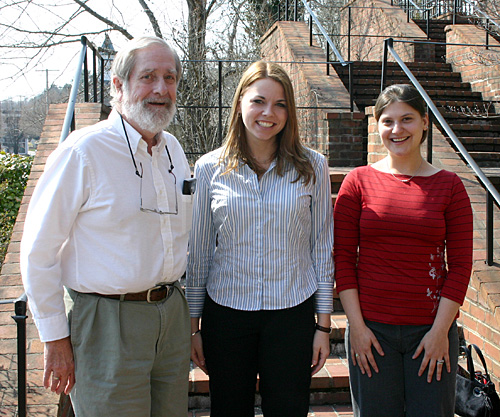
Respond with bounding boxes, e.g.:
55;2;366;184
36;69;57;112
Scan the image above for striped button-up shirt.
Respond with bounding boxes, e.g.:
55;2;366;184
186;147;334;317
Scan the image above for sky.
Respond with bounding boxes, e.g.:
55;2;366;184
0;0;188;101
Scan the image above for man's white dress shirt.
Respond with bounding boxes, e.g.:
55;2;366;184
21;109;193;342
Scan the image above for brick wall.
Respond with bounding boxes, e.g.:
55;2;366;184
366;107;385;164
260;21;365;166
366;105;500;387
461;262;500;386
446;24;500;114
327;112;365;166
339;0;429;62
445;24;500;383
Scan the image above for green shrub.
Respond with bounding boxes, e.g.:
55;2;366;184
0;152;33;267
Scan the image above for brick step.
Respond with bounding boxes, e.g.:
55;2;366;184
444;128;500;138
418;32;447;40
447;122;500;131
353;98;490;112
413;30;447;40
188;355;351;410
188;312;349;410
460;136;500;145
335;60;454;70
335;68;462;80
350;87;483;100
442;120;500;130
188;404;353;416
353;78;470;89
462;151;500;166
329;167;352;193
413;19;453;25
455;141;500;152
329;311;347;355
353;98;491;113
439;109;500;121
334;62;458;72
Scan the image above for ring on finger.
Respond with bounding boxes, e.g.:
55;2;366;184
355;353;360;358
437;359;444;365
53;376;61;380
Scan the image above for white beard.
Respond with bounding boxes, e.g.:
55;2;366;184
121;93;176;135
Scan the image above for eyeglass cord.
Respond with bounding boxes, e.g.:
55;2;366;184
119;113;174;177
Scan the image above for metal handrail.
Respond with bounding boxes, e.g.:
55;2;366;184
383;37;500;265
277;0;354;110
0;292;28;417
60;36;106;143
456;0;500;31
300;0;346;65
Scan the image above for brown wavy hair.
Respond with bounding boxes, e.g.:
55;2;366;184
219;61;315;185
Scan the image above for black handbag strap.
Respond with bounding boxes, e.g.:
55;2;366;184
461;345;475;381
465;344;491;382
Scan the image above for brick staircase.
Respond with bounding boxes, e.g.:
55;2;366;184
413;18;451;63
3;14;500;414
332;61;500;174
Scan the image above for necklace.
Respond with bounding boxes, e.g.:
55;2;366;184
386;158;423;183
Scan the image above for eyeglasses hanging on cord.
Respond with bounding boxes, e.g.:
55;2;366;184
120;114;178;215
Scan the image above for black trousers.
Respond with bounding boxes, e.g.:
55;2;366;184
201;295;316;417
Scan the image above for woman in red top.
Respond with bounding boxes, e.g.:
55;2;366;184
334;84;473;416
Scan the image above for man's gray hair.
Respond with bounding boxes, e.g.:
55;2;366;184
110;36;182;107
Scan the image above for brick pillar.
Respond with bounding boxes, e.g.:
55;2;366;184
366;107;387;164
260;21;365;166
327;112;366;166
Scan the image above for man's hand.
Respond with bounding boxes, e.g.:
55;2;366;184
44;336;75;395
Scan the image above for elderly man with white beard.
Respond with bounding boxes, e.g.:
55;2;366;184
20;36;193;417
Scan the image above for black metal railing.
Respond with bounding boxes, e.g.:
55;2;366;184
0;293;28;417
276;0;354;111
60;36;107;143
392;0;431;26
394;0;500;45
382;37;500;265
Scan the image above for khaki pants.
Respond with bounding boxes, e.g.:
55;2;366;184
65;283;190;417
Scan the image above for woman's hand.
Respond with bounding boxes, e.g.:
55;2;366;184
191;332;208;374
349;322;384;378
190;317;207;374
412;327;450;383
412;297;460;383
339;289;384;378
311;330;330;375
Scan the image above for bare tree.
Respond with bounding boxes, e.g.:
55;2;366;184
1;0;299;159
0;100;25;154
18;84;72;141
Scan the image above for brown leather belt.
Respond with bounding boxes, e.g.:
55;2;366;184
89;283;176;303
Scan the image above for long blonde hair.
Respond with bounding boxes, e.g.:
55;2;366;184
219;61;315;184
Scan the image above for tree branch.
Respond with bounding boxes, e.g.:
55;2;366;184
71;0;134;39
207;0;217;17
137;0;163;38
0;22;109;40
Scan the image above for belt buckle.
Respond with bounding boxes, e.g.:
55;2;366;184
147;285;165;303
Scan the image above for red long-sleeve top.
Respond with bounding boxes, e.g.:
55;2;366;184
333;166;473;325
